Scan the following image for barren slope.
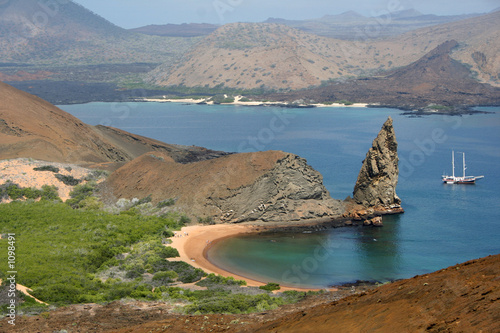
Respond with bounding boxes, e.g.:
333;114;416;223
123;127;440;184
254;254;500;332
263;40;500;108
149;11;500;90
0;0;196;65
105;151;344;223
0;81;227;166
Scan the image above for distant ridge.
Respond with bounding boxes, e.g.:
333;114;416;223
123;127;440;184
262;9;482;39
0;0;197;65
130;23;219;37
262;40;500;108
149;11;500;91
0;81;227;166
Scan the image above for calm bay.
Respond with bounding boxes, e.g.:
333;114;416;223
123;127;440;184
61;102;500;288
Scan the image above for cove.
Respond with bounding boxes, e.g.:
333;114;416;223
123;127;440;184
60;102;500;288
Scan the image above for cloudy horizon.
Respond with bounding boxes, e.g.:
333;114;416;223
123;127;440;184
72;0;499;29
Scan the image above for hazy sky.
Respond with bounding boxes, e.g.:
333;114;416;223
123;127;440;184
73;0;499;29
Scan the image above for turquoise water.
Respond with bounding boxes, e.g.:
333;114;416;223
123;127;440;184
61;102;500;288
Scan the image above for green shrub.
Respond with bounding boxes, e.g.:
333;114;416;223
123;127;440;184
152;271;178;285
336;99;354;106
157;198;175;208
67;183;97;208
185;293;284;314
22;187;42;200
34;165;59;173
84;170;109;181
179;215;191;226
136;195;152;206
198;216;214;225
152;261;206;283
0;201;177;305
40;185;61;201
162;246;180;258
7;184;23;200
79;196;103;210
54;173;81;186
196;273;246;287
125;265;145;279
259;282;281;292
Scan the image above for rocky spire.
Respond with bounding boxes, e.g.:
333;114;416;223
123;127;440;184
353;117;402;211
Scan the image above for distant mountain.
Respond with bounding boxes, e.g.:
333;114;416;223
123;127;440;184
264;10;482;39
318;11;367;22
148;11;500;91
0;81;227;166
130;23;219;37
262;40;500;109
148;23;356;91
0;0;197;65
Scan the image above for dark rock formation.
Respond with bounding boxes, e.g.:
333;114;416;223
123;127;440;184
214;153;345;223
352;117;402;213
106;151;345;223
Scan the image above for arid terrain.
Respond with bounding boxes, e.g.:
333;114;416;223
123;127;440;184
1;1;498;110
149;11;500;91
3;254;498;332
262;40;500;109
0;81;228;167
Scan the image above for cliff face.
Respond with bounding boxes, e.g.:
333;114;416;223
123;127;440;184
352;117;401;212
106;151;344;223
214;153;344;223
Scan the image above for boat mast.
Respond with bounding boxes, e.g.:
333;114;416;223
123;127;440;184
452;150;455;178
462;152;466;178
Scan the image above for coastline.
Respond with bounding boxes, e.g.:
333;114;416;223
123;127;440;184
140;96;369;108
167;223;332;292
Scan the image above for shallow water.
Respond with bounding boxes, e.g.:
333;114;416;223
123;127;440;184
61;103;500;288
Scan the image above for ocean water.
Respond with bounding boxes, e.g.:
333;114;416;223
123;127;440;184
61;102;500;288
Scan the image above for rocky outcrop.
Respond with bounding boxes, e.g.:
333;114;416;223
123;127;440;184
214;153;344;223
105;151;344;223
352;117;402;214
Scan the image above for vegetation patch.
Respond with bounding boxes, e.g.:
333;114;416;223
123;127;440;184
33;165;60;173
0;182;61;202
0;201;183;305
259;282;281;292
195;273;247;288
54;173;81;186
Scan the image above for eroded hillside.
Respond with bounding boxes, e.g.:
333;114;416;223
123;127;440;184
149;11;500;91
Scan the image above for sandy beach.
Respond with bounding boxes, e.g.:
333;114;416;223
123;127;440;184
168;223;330;292
141;96;368;108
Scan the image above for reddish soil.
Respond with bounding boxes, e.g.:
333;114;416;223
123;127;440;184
254;254;500;333
0;81;227;167
2;255;497;333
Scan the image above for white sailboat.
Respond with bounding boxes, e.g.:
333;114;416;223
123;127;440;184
442;150;484;184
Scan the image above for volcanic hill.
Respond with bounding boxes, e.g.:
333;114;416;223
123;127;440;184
105;150;344;223
149;11;500;91
0;81;227;166
0;0;197;65
0;81;345;222
263;40;500;109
